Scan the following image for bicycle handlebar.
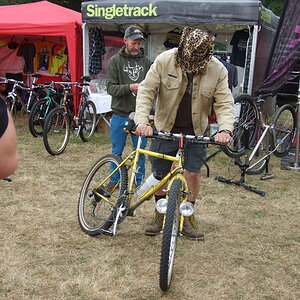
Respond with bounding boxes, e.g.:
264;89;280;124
124;119;218;144
151;130;216;143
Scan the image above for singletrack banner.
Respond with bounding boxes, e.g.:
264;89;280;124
81;0;261;25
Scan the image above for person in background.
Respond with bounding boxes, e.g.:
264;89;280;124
0;97;19;179
134;27;234;240
106;25;152;189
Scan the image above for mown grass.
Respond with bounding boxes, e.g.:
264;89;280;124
0;115;299;300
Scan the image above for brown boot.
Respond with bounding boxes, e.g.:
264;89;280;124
182;215;204;241
145;211;164;236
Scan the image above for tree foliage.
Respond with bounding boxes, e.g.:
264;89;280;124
262;0;285;16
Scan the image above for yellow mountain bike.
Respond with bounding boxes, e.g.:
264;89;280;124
77;124;218;291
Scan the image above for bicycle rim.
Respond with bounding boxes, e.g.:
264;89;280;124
28;98;47;137
43;107;70;155
222;94;259;158
271;104;297;158
78;154;128;236
160;179;181;291
79;100;97;142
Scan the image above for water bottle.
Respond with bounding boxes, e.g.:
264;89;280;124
137;173;160;196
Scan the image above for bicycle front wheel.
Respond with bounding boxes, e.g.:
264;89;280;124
78;154;128;236
43;107;70;155
28;98;48;137
222;94;260;158
271;104;297;158
79;99;97;142
160;179;181;291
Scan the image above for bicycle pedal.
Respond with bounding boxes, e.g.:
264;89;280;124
260;173;274;180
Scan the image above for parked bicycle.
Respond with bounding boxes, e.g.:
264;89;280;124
28;81;63;137
223;93;297;174
0;75;46;116
217;93;297;195
77;123;220;291
43;78;97;155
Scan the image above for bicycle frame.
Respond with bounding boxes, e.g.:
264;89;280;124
6;81;27;113
245;98;295;172
218;93;297;195
94;135;189;235
59;82;89;128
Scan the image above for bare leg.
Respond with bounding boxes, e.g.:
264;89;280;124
154;170;200;202
183;170;200;203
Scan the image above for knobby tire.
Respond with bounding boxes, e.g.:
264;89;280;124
78;154;128;236
160;179;181;291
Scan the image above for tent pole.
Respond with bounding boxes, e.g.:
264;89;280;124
286;75;300;171
247;25;259;94
82;23;88;76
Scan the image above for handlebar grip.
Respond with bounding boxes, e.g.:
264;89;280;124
123;119;138;134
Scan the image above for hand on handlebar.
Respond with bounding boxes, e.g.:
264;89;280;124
136;124;153;136
214;131;232;144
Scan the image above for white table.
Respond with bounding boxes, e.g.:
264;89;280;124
88;92;112;127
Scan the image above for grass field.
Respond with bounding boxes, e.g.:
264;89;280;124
0;116;299;299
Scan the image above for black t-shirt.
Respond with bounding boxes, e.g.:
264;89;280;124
171;73;195;135
230;29;249;67
0;97;8;138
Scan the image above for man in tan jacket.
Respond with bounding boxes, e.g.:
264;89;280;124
134;27;234;240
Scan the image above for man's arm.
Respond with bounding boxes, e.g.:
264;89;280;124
134;60;160;126
0;107;19;179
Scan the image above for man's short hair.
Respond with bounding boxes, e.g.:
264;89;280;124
124;26;144;40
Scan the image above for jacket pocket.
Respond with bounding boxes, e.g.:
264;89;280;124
200;90;215;116
161;76;180;89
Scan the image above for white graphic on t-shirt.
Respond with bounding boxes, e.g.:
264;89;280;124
123;62;144;81
237;39;247;52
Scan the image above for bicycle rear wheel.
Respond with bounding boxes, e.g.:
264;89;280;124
78;154;128;236
222;94;260;158
79;99;97;142
271;104;297;158
160;179;181;291
43;107;70;155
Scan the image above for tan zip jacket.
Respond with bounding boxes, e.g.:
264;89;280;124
134;48;234;135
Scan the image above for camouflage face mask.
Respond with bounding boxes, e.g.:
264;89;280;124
176;27;215;73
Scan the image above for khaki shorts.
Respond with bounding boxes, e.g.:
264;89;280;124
148;138;207;179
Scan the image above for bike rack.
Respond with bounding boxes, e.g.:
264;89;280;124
215;129;267;196
286;75;300;171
